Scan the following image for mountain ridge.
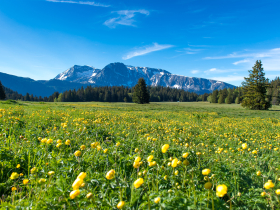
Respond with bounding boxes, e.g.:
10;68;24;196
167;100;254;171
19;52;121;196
0;62;236;97
54;62;236;94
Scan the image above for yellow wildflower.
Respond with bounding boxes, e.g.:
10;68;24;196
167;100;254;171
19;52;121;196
216;184;227;197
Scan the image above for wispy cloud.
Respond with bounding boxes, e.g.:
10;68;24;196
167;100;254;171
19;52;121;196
209;68;218;72
204;68;243;74
204;48;280;72
174;44;207;57
184;48;203;54
46;0;110;7
262;59;280;71
204;68;225;74
211;75;245;82
204;48;280;60
191;15;235;30
233;59;250;65
104;10;149;28
122;43;174;60
191;70;200;74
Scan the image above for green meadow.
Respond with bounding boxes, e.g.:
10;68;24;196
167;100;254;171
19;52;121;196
0;101;279;209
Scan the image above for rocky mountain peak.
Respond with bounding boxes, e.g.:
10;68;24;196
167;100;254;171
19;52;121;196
53;62;236;94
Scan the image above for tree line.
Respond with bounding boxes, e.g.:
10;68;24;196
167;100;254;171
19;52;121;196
49;85;207;103
207;60;279;109
1;84;46;101
206;78;279;106
267;77;280;105
0;81;210;103
207;87;243;104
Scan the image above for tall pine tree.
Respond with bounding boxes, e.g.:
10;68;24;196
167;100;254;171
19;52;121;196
0;81;6;100
241;60;271;110
211;90;218;103
225;89;232;104
132;78;150;104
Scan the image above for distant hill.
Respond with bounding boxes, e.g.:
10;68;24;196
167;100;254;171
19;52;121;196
3;85;24;100
0;72;84;97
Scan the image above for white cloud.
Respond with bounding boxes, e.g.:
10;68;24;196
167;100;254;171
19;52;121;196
233;59;250;65
122;43;174;60
204;48;280;60
191;70;200;74
46;0;110;7
184;48;203;54
209;68;217;72
259;58;280;71
204;48;280;72
211;76;245;82
104;10;149;28
173;45;206;57
204;67;244;74
204;68;230;74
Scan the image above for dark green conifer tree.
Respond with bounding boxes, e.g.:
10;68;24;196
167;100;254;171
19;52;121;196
225;89;232;104
218;89;228;104
132;78;150;104
0;81;6;100
241;60;271;110
235;96;240;104
211;90;218;103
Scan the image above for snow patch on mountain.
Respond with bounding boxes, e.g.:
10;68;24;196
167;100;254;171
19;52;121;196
173;85;181;89
57;74;68;80
76;70;94;78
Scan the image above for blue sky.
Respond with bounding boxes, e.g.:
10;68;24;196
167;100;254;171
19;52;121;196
0;0;280;86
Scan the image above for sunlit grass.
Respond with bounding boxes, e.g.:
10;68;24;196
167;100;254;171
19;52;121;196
0;101;279;209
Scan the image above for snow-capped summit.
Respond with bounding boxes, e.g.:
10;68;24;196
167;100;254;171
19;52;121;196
54;65;101;84
54;62;235;94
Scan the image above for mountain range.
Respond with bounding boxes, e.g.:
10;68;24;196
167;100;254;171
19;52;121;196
0;62;236;97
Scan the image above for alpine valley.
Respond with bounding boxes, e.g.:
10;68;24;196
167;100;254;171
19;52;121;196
1;62;236;97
